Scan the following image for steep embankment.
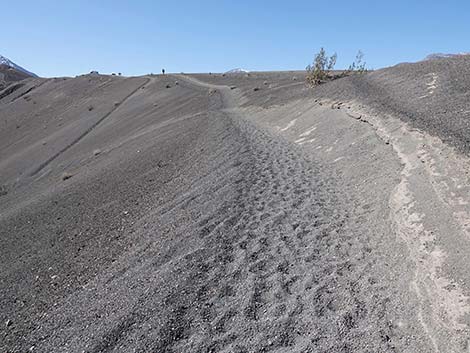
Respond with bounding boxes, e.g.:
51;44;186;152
315;55;470;153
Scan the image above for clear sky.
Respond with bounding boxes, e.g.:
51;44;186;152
3;0;470;77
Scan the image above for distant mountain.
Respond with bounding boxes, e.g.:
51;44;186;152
0;55;37;77
425;52;470;61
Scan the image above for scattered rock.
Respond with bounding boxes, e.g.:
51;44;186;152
175;81;179;85
230;86;237;90
292;76;298;81
5;319;12;327
166;84;171;89
114;101;120;107
61;172;73;181
0;185;7;197
263;81;269;85
87;105;94;111
253;87;261;92
93;149;102;156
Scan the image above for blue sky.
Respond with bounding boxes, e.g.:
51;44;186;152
3;0;470;77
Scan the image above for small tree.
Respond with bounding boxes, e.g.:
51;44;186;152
306;48;337;85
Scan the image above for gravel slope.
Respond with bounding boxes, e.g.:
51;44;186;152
1;62;470;352
313;55;470;153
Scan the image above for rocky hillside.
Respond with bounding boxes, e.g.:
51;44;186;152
0;55;36;90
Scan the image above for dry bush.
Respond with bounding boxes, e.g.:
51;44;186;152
306;49;369;86
306;48;337;85
345;50;368;75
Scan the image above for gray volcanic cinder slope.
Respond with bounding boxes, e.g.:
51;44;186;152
313;55;470;153
2;63;470;352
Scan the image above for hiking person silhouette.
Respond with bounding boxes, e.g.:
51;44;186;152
162;68;165;75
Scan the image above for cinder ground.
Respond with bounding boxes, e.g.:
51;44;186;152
1;58;470;352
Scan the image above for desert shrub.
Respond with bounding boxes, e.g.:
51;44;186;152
346;50;368;74
306;48;337;85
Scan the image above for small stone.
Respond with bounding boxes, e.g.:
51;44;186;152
61;172;73;181
5;319;12;327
